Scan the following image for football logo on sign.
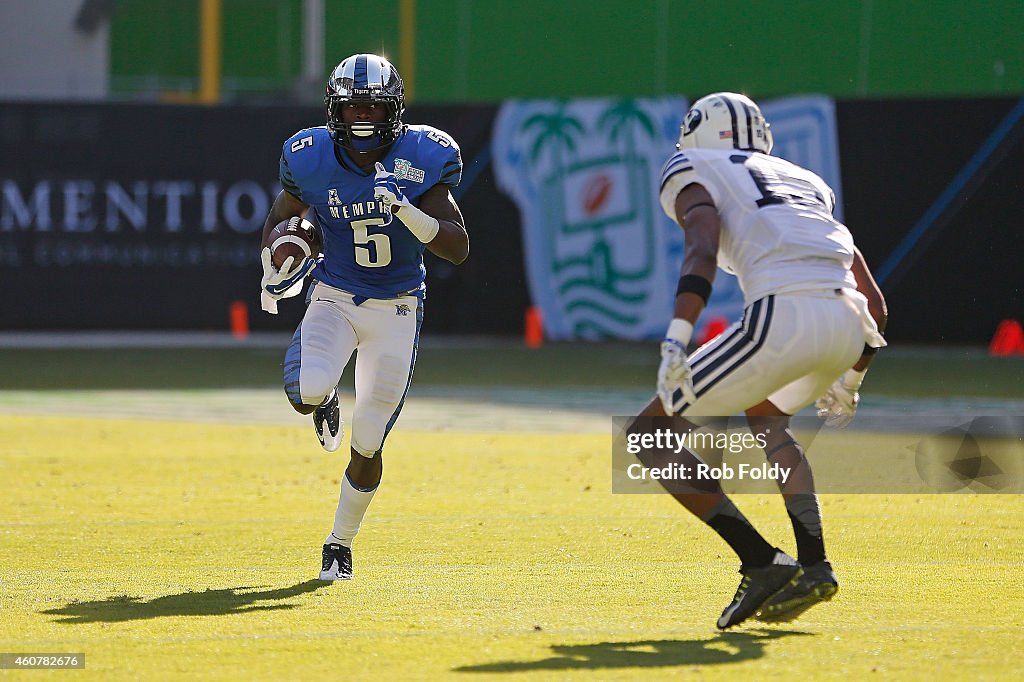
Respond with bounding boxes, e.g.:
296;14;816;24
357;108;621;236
582;173;613;216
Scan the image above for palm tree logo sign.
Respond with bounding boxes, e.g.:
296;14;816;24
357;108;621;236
492;97;688;340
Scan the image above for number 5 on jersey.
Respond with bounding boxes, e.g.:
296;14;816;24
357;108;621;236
351;217;391;267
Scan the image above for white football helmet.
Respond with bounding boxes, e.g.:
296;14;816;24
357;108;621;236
677;92;774;154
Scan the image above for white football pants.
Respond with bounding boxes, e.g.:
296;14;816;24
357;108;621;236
680;288;873;418
284;281;422;457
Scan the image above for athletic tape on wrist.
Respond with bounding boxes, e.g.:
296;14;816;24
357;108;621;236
397;204;440;243
843;368;867;390
665;318;694;347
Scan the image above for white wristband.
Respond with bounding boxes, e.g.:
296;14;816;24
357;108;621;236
665;318;694;346
396;203;440;243
841;368;867;390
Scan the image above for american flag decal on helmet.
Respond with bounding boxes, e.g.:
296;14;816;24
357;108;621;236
719;130;733;139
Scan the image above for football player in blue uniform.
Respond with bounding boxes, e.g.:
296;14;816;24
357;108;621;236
258;54;468;581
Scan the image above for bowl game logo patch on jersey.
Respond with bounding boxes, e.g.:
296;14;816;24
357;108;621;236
393;158;425;183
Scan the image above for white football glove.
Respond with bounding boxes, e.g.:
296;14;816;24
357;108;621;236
259;247;315;314
373;162;410;211
657;319;696;415
815;368;867;428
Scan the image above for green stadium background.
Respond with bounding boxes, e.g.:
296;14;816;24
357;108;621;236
109;0;1023;100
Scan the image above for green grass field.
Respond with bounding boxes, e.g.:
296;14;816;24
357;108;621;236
1;342;1022;679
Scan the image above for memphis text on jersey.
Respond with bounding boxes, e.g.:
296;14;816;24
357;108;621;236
326;194;390;222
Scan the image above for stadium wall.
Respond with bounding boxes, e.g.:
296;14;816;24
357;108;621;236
2;98;1020;342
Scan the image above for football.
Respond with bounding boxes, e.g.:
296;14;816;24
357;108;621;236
268;217;321;270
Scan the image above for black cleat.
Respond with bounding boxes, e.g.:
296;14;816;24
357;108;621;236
319;543;352;581
717;551;802;630
757;560;838;623
313;389;343;452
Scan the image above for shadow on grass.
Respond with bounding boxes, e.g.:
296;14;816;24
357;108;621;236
41;579;329;623
455;629;813;673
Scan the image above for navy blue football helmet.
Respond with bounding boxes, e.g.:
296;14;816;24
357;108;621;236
325;54;405;152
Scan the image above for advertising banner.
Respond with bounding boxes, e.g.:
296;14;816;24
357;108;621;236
493;97;688;340
0;102;502;332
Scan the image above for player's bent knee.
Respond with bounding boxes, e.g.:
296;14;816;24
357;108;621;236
350;439;378;459
295;365;339;409
285;366;336;415
284;385;316;414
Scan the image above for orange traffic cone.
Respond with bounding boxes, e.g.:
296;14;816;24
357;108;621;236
230;300;250;340
989;319;1024;356
525;306;544;349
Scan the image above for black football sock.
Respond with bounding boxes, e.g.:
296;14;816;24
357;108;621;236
702;496;777;568
785;493;826;566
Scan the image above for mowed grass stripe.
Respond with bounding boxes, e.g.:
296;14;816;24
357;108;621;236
1;344;1022;397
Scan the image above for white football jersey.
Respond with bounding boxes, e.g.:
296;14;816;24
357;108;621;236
659;148;857;303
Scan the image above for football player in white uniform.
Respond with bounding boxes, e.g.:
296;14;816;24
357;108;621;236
632;93;887;628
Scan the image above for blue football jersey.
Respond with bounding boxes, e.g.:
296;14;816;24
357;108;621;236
279;125;462;299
